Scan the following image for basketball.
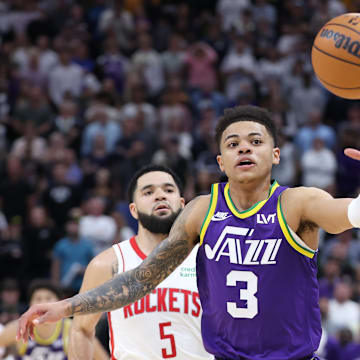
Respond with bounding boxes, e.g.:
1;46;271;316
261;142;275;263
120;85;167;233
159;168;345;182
311;13;360;99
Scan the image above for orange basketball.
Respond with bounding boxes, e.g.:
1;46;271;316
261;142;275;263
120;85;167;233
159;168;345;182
312;13;360;99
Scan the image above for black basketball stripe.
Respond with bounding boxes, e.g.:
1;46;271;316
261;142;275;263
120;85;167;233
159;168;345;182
325;22;360;36
318;75;360;90
313;45;360;67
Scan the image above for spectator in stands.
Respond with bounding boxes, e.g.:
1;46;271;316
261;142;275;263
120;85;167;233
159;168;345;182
42;162;80;231
295;109;337;153
131;33;165;99
48;45;84;107
327;281;360;338
0;156;34;223
52;215;94;294
301;137;337;193
23;206;58;281
79;196;117;255
81;107;121;156
221;35;256;102
319;256;341;299
0;278;25;325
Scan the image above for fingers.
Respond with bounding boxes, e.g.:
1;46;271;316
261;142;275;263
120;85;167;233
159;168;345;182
344;148;360;160
29;322;35;340
16;306;44;342
33;313;50;325
16;314;30;342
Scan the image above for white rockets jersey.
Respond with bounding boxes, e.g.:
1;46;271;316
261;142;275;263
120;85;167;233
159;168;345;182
108;236;213;360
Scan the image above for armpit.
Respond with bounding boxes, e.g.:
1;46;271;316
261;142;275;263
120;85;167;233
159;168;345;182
297;220;318;235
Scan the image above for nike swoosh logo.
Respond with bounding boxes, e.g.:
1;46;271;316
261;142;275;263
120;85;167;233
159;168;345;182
211;215;233;221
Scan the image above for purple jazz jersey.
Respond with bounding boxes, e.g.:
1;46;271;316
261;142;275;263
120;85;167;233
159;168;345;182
197;181;321;359
16;319;69;360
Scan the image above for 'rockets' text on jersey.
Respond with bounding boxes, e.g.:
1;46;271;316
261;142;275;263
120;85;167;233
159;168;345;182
108;237;213;360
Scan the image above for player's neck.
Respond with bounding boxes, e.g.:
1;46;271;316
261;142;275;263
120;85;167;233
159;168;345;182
135;227;167;256
34;321;59;339
227;178;272;211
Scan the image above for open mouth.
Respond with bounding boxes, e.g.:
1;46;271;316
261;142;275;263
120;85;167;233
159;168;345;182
236;159;255;168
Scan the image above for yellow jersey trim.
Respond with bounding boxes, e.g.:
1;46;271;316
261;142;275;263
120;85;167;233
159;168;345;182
62;318;71;354
18;342;28;355
33;320;62;345
224;181;279;218
277;195;315;259
199;183;219;246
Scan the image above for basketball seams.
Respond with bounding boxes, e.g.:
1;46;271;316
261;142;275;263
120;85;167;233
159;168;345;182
325;22;360;36
312;16;360;97
317;75;360;90
312;44;360;67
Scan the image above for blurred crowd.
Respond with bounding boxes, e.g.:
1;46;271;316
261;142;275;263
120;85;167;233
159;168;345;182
1;0;360;358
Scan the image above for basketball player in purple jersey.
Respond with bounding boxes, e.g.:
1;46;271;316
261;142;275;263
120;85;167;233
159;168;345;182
0;279;107;359
17;105;360;359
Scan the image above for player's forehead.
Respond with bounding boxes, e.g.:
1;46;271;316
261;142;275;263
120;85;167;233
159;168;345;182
221;121;269;142
136;171;177;192
32;288;57;300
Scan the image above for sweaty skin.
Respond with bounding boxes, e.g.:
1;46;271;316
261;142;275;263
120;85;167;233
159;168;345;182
17;123;357;342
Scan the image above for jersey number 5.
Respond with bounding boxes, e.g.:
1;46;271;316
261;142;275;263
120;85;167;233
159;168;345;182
159;322;177;358
226;270;258;318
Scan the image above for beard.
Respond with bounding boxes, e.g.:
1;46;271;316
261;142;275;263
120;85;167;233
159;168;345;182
137;208;182;234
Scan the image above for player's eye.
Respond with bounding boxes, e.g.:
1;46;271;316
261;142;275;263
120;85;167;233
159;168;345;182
144;190;153;196
252;139;262;145
228;142;238;148
165;188;174;193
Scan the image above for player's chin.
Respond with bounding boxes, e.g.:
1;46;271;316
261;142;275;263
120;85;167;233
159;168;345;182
237;173;262;184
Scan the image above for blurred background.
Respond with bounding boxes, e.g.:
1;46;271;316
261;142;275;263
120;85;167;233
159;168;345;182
0;0;360;359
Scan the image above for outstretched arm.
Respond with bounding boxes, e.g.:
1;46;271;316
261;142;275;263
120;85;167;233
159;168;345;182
17;196;209;342
285;148;360;235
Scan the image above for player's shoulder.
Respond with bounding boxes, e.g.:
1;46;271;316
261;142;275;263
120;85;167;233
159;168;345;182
81;247;118;289
185;194;211;217
283;186;333;203
193;193;212;207
87;246;117;273
181;194;212;236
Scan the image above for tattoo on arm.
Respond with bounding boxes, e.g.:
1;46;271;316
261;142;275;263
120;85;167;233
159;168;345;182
68;198;200;315
111;261;118;278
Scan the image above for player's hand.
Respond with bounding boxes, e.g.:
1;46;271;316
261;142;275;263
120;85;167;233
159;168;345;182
16;300;71;342
344;148;360;161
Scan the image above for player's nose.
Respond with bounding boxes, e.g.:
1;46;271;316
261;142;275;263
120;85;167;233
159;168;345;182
238;145;251;154
154;188;167;201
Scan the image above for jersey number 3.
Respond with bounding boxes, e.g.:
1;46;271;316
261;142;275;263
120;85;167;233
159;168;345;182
226;270;258;318
159;322;177;358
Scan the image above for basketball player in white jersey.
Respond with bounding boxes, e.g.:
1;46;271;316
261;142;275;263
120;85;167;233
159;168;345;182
68;165;213;360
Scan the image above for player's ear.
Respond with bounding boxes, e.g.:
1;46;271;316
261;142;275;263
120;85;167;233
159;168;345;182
272;147;280;165
129;202;139;220
180;197;185;209
217;154;225;172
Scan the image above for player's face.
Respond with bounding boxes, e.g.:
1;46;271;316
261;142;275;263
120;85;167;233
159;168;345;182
30;289;59;306
130;171;185;233
217;121;280;184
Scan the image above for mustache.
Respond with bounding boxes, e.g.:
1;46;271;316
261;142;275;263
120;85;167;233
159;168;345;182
152;201;171;212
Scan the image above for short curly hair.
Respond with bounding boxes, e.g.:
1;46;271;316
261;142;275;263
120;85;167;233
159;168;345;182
215;105;278;147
